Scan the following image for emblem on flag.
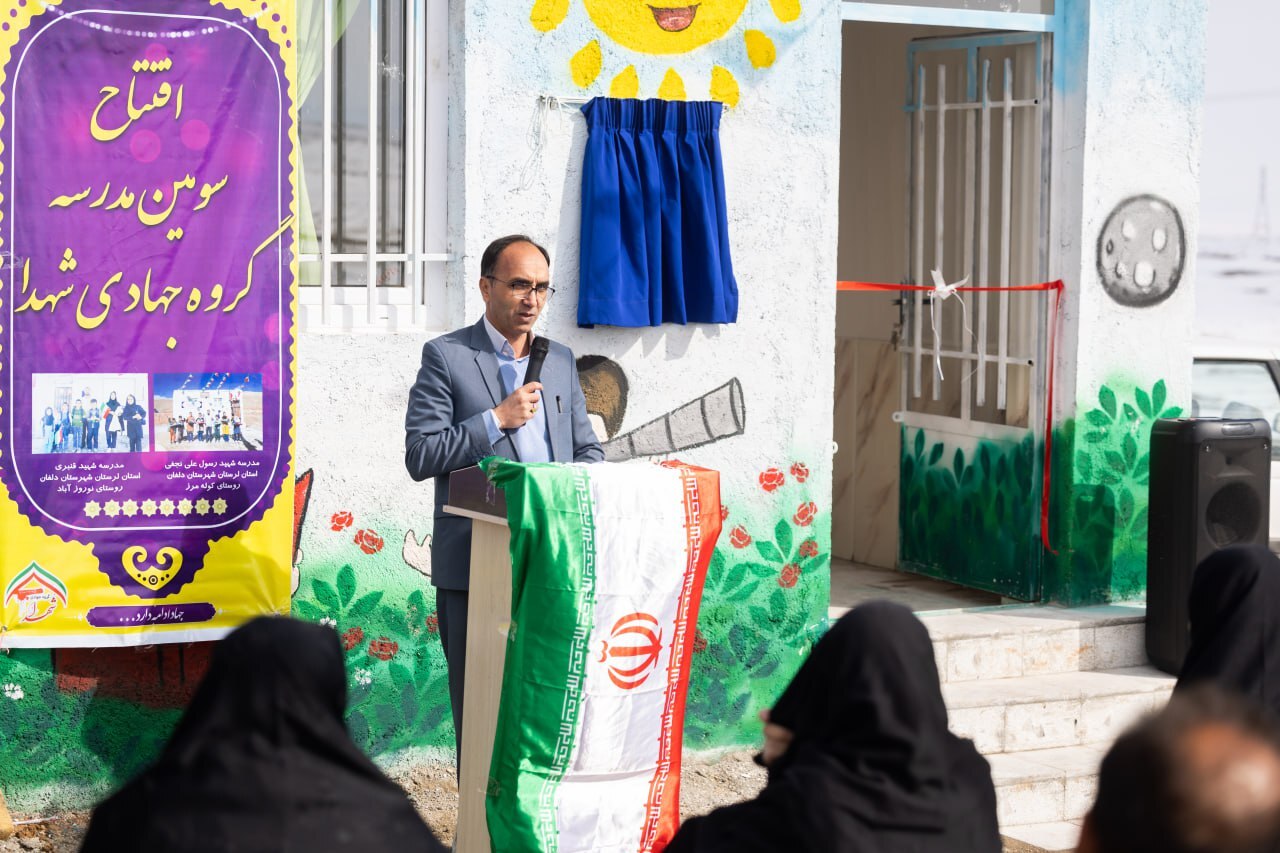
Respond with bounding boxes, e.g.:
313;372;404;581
598;612;663;690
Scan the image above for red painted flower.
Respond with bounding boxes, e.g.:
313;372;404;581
367;637;399;661
341;626;364;651
758;468;785;492
729;525;752;549
779;564;801;588
693;629;708;653
799;539;820;558
426;613;439;635
789;462;810;483
353;528;384;555
793;502;818;527
720;505;729;521
330;510;353;531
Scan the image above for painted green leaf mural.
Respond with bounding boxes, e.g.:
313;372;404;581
1099;386;1117;419
1048;379;1184;603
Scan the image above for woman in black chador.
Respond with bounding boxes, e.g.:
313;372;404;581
81;617;445;853
102;391;121;449
121;394;146;453
667;601;1001;853
1175;544;1280;714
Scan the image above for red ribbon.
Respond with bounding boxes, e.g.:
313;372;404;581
836;279;1065;554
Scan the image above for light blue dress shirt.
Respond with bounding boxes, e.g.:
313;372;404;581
481;316;554;463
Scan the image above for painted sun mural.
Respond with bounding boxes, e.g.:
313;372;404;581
530;0;802;106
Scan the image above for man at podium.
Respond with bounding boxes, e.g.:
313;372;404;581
404;234;603;766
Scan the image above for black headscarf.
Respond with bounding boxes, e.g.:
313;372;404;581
81;617;444;853
666;601;1001;853
1176;544;1280;713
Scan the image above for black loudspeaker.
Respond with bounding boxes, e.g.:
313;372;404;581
1146;418;1272;674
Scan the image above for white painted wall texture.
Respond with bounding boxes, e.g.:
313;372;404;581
1047;0;1209;601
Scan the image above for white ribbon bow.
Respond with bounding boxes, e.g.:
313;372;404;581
927;269;972;384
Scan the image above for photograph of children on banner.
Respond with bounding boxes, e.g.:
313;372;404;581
152;373;263;452
30;373;150;455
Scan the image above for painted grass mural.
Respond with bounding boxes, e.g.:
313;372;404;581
899;378;1180;604
0;648;182;810
899;427;1041;599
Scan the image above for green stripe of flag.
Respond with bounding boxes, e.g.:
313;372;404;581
485;460;598;853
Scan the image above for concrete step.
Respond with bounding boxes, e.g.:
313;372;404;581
944;665;1175;754
987;744;1106;827
1000;821;1084;853
919;604;1148;683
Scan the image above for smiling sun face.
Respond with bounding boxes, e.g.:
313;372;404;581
531;0;801;107
583;0;750;55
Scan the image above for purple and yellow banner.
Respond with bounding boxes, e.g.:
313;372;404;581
0;0;297;646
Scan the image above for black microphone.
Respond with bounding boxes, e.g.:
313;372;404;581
524;336;550;386
504;337;550;458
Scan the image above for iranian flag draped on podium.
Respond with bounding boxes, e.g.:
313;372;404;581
483;458;722;853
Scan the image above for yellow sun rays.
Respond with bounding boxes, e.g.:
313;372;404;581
610;65;641;98
571;39;602;87
658;68;688;100
530;0;570;32
534;0;799;108
769;0;801;23
743;30;776;69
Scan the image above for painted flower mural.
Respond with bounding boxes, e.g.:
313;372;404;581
367;638;399;661
353;528;384;555
341;626;364;651
759;467;785;492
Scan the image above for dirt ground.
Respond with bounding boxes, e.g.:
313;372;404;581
0;752;766;852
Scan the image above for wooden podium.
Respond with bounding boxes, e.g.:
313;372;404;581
444;465;511;853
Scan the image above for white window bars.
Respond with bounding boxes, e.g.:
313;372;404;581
901;32;1050;431
296;0;449;332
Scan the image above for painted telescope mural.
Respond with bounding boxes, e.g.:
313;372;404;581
0;0;298;646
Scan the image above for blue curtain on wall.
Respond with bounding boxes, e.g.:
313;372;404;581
578;98;738;327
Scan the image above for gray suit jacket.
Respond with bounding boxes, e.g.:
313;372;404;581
404;318;603;589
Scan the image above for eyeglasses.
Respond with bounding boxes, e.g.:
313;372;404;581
486;275;555;299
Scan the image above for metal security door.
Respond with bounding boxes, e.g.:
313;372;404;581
897;32;1051;599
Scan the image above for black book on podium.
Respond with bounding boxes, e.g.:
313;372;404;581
446;464;507;519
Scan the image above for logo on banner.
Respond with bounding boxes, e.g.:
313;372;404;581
123;546;184;592
598;612;663;690
4;562;69;624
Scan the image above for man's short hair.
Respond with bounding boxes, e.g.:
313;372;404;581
480;235;550;279
1089;685;1280;853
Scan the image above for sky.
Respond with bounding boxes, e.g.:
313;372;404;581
1199;0;1279;238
